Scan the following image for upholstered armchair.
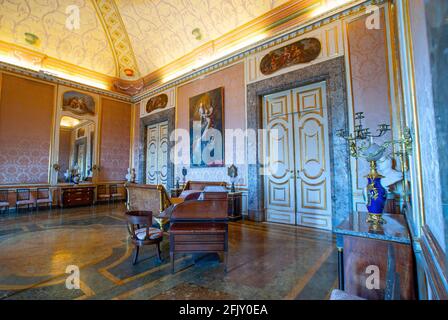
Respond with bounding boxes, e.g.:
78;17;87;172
125;183;172;230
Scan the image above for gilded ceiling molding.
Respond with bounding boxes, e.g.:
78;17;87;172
134;0;384;102
0;40;118;92
0;62;131;103
91;0;141;81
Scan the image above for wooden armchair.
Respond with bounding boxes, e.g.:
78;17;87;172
125;183;172;230
169;198;229;273
126;210;163;265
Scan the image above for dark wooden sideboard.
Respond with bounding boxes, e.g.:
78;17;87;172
334;212;416;300
60;186;95;208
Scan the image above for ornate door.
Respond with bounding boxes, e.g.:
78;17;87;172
146;121;168;187
263;91;296;224
293;82;332;230
263;82;332;230
158;122;169;186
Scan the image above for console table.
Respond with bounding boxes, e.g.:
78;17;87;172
59;185;95;208
334;212;416;300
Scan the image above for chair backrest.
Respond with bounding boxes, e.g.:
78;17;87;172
109;184;118;195
125;211;152;238
0;190;8;202
125;183;172;214
37;188;50;200
16;189;30;201
97;185;107;195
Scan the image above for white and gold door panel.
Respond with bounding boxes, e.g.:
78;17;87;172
263;91;296;225
262;82;332;230
146;121;168;187
293;82;332;230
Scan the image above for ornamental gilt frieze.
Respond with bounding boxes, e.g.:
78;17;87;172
260;38;321;75
146;94;169;113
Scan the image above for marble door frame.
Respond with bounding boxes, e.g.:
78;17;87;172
246;56;352;228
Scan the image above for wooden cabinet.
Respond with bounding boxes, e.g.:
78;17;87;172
334;212;416;300
60;186;95;208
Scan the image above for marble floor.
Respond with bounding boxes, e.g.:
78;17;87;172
0;204;338;300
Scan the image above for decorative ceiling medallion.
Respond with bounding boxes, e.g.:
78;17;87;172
260;38;321;75
146;94;168;114
62;91;96;116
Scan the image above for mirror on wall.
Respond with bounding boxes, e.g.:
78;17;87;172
58;116;95;183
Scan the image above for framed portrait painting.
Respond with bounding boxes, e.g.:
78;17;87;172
189;87;225;167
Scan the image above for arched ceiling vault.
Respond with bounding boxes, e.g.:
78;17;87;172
0;0;354;93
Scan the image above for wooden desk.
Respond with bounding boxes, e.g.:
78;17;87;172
334;212;416;300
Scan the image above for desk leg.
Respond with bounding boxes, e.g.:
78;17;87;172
338;248;344;290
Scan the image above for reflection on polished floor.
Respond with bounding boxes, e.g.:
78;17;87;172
0;204;337;300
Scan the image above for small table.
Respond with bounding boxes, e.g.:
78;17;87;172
334;212;415;300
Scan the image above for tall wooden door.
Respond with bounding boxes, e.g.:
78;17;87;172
263;82;332;230
146;121;168;187
293;82;332;230
263;91;296;225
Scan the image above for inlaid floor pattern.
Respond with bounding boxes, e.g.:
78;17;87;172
0;204;337;300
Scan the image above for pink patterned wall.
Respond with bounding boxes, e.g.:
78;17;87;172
0;74;54;184
99;98;132;181
347;9;392;188
176;62;246;184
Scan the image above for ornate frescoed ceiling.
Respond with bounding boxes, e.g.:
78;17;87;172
0;0;290;79
115;0;290;75
0;0;356;94
0;0;116;76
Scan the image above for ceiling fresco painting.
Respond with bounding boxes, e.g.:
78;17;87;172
0;0;359;93
116;0;290;75
0;0;116;76
0;0;291;80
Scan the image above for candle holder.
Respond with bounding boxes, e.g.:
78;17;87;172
337;112;413;226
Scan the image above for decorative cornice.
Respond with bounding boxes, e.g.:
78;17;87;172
0;61;131;102
0;40;118;91
0;0;385;102
91;0;141;80
133;0;383;102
